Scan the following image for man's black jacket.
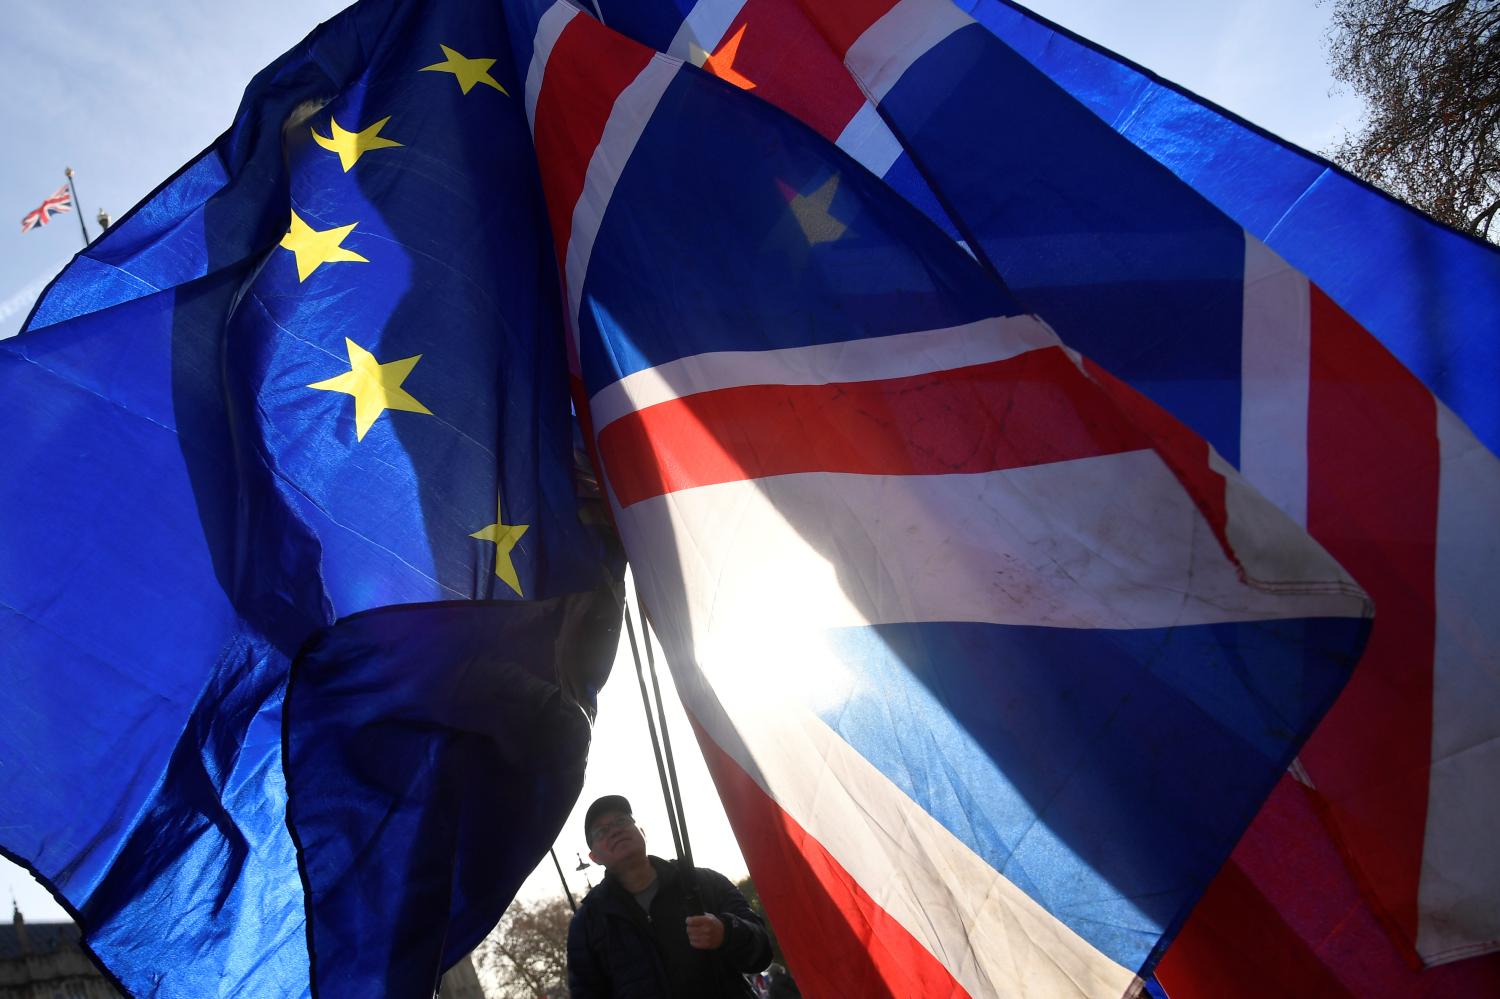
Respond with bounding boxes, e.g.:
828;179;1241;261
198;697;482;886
566;856;772;998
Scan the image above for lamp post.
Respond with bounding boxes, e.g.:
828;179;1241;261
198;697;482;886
575;853;595;890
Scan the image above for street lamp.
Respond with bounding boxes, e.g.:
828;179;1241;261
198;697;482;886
575;853;595;889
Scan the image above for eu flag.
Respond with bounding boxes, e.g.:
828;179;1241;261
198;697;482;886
0;0;620;995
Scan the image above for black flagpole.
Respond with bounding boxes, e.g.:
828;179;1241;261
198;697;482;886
549;848;579;913
63;167;90;247
623;603;687;863
622;586;702;913
635;582;693;869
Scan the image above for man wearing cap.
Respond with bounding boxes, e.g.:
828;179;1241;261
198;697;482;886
567;794;773;998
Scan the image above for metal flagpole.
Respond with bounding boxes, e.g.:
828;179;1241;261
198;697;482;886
623;602;686;861
635;582;693;868
622;593;703;912
549;848;579;913
63;168;90;247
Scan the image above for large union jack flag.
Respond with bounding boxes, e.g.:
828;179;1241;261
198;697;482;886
536;0;1500;995
20;185;73;234
507;3;1376;995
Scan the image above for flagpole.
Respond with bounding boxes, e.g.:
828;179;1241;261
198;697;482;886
549;848;579;913
63;167;90;247
623;603;687;863
622;589;702;913
635;583;693;868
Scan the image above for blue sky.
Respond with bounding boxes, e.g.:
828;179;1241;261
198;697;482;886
1;0;1363;924
0;0;350;334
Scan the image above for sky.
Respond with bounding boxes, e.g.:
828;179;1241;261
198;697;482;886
0;0;1364;924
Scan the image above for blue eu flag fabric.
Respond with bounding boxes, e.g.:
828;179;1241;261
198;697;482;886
0;0;620;995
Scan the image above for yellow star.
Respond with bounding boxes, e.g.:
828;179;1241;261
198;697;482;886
420;45;509;96
311;115;403;172
470;494;530;596
280;210;370;282
307;338;433;441
790;174;847;245
702;25;755;91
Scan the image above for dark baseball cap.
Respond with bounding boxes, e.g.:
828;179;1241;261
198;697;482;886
583;794;632;844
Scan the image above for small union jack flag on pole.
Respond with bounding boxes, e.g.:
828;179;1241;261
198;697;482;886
20;185;74;234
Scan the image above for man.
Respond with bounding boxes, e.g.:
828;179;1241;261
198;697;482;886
567;794;773;998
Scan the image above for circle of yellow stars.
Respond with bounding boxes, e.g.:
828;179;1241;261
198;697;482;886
283;43;528;595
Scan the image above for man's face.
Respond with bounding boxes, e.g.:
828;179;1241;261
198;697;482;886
587;810;646;868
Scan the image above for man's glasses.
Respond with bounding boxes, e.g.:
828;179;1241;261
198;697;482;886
589;815;636;842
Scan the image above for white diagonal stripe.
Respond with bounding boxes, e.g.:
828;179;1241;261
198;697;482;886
1419;402;1500;962
668;0;749;64
835;101;905;178
524;1;580;132
1239;234;1311;527
589;314;1056;430
844;0;974;104
564;55;680;335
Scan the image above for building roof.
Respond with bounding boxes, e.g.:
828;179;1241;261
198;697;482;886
0;921;81;961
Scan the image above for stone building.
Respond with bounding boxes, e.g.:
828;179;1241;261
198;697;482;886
0;902;489;997
439;954;489;999
0;907;121;999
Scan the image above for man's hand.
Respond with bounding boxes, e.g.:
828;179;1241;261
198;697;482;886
686;914;726;950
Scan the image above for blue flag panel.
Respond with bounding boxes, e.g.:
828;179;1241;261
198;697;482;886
285;595;620;997
874;19;1252;463
0;0;620;995
973;0;1500;455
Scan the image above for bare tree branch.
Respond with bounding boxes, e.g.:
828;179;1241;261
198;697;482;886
1325;0;1500;242
472;897;573;998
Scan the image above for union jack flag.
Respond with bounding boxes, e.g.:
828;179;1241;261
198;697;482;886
557;0;1500;994
20;185;73;234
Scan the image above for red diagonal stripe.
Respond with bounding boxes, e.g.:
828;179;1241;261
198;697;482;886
796;0;902;59
598;346;1151;507
531;14;654;276
1158;775;1500;998
717;0;867;141
694;719;972;999
1302;285;1437;952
